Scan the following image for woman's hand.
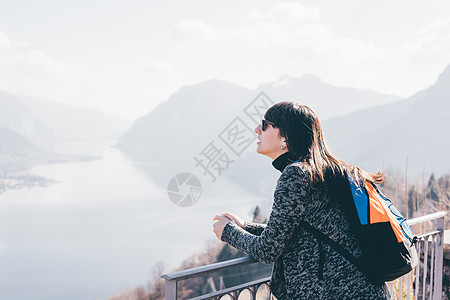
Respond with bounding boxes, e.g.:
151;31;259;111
213;214;231;240
222;212;245;229
213;212;246;240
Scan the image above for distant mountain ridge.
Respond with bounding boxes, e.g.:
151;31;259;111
0;91;128;192
117;74;404;192
118;75;402;162
0;91;52;147
0;91;131;151
117;80;254;163
0;127;36;155
323;65;450;176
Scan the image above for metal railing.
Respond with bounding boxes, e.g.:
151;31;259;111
387;211;446;300
161;256;273;300
162;211;446;300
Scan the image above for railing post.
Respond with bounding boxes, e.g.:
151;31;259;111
433;216;444;300
414;240;421;300
165;279;177;300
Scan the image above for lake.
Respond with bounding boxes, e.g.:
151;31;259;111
0;139;268;300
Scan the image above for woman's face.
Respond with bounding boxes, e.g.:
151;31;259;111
255;121;288;160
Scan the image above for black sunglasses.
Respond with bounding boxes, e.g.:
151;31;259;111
261;119;275;131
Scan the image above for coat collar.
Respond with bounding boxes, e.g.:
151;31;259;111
272;152;299;172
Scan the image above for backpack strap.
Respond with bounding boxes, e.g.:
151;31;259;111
298;221;366;276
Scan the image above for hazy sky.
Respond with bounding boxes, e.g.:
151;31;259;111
1;0;450;120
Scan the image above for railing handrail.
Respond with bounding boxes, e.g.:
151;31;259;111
406;211;446;225
161;255;259;281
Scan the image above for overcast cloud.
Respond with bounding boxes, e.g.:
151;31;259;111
0;0;449;120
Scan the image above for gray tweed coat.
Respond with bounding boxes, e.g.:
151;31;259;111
221;153;391;299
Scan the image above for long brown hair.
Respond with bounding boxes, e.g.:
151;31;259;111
264;101;383;185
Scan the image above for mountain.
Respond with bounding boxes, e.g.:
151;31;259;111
116;80;256;188
0;91;131;151
13;93;131;149
323;65;450;176
118;75;401;162
0;91;124;192
117;75;403;192
117;80;254;162
0;127;36;155
0;91;53;147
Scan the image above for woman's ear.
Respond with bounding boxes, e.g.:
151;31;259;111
281;139;287;150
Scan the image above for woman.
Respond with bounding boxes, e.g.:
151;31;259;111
213;102;390;299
